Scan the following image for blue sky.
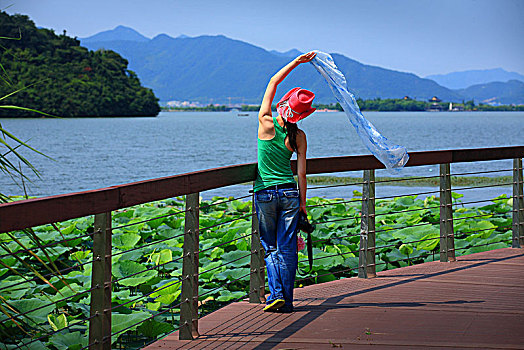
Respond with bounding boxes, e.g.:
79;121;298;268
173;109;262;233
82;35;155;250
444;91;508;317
4;0;524;77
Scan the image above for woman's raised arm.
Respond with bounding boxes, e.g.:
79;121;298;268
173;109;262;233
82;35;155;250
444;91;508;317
258;52;316;121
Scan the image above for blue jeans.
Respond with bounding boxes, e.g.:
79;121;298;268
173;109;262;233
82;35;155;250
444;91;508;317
254;186;299;311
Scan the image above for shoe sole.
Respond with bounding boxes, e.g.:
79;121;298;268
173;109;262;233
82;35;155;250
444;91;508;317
263;299;285;312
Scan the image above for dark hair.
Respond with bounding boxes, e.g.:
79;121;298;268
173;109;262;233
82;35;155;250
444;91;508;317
284;120;299;152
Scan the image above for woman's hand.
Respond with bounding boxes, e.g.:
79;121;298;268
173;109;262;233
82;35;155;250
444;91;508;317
295;51;317;64
299;202;307;215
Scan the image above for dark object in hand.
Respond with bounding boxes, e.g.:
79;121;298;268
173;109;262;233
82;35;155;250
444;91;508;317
297;211;315;233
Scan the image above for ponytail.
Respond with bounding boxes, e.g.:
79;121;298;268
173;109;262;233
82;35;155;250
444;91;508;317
284;120;299;152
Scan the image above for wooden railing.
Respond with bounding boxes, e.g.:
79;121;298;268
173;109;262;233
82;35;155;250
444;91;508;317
1;146;523;349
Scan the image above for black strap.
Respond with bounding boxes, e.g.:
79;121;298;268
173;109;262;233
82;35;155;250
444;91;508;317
306;230;313;273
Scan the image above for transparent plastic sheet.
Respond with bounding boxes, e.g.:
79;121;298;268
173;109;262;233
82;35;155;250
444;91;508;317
310;51;409;170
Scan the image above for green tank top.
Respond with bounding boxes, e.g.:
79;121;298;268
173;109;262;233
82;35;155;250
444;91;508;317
254;116;296;192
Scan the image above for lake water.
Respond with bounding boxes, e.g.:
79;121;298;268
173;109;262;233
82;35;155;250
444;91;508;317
1;111;523;202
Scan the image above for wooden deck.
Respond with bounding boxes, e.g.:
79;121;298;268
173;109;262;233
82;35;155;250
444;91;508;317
145;248;524;349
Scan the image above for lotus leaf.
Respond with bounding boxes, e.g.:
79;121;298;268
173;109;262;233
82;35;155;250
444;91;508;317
216;289;246;302
151;280;181;304
113;232;141;249
316;273;337;283
9;298;55;324
146;302;162;311
399;244;414;256
111;312;151;343
395;196;416;208
113;261;158;287
221;251;251;267
416;232;440;251
464;242;507;255
216;268;250;281
16;340;47;350
48;313;68;331
69;250;90;261
151;249;173;265
137;319;175;338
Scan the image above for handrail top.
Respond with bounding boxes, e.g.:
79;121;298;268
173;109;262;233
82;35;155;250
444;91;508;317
1;145;522;233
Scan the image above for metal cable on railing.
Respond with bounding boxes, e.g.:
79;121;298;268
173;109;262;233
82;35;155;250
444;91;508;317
1;285;97;324
311;231;361;245
0;231;94;260
374;205;440;218
0;259;94;294
198;231;253;254
198;213;254;233
111;230;186;257
14;314;96;350
374;189;441;200
296;266;360;283
373;174;441;185
199;193;253;211
107;251;252;313
313;216;360;226
455;224;512;237
78;341;98;350
110;254;185;286
308;179;366;191
198;270;254;300
456;198;510;206
298;248;359;266
139;323;183;350
453;239;512;253
372;251;435;269
372;221;436;235
199;252;253;276
374;236;442;251
451;182;514;192
108;274;189;313
112;208;188;230
306;198;363;209
452;213;498;222
106;300;185;341
451;168;513;177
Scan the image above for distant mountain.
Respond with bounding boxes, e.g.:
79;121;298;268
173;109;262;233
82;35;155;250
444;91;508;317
455;80;524;105
426;68;524;90
270;49;303;58
80;30;468;104
81;25;149;43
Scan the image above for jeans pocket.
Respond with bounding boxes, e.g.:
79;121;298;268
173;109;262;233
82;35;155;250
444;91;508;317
282;189;299;198
256;192;273;202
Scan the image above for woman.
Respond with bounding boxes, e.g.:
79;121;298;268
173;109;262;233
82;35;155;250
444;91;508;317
254;51;316;313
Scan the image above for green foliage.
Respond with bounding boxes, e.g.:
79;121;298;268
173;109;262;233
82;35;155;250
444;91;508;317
0;193;512;349
0;11;160;117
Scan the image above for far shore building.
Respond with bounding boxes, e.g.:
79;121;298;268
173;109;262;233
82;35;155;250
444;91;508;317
427;96;443;111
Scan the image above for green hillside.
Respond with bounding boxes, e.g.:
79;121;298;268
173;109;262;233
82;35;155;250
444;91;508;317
82;30;463;104
0;12;160;117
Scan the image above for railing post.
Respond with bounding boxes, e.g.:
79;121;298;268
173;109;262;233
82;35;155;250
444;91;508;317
250;185;266;303
440;164;456;262
89;212;112;350
359;169;376;278
180;193;200;340
513;158;524;248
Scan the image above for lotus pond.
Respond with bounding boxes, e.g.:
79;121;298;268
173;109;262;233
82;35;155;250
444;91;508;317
0;192;513;349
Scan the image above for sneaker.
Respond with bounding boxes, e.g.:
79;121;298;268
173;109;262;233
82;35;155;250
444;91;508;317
263;299;285;312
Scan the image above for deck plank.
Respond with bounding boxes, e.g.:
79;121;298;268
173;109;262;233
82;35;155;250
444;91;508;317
145;248;524;349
